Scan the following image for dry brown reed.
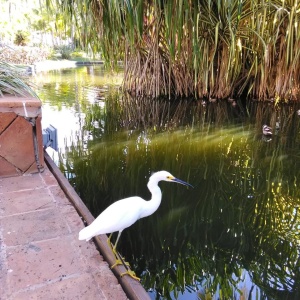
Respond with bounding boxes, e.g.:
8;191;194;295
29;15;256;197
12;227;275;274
52;0;300;101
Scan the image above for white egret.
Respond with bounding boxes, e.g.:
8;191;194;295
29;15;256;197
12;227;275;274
78;170;192;279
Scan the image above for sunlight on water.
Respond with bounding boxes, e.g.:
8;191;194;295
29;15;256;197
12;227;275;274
33;66;122;162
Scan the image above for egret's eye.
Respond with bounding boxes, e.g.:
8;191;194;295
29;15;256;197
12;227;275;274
167;176;172;180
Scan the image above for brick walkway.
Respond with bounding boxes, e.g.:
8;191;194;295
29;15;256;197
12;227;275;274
0;167;128;299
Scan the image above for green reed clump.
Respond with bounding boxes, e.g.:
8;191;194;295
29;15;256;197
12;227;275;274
52;0;300;100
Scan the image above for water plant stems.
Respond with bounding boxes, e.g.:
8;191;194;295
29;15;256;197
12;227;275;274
51;0;300;101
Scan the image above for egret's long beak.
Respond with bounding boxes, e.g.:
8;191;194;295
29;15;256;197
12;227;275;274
172;177;193;188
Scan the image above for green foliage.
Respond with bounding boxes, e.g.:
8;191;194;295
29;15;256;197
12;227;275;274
0;61;37;97
55;45;73;59
14;30;30;46
51;0;300;101
70;50;85;58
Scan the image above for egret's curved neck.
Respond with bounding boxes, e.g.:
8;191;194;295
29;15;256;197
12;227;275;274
139;178;162;219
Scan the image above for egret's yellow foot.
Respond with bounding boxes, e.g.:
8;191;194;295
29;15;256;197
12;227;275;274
115;251;130;267
120;270;140;281
110;252;130;269
111;259;123;269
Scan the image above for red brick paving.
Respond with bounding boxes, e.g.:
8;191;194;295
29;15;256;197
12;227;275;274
0;168;128;299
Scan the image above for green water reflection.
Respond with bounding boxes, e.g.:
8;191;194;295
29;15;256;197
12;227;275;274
35;68;300;299
65;101;300;300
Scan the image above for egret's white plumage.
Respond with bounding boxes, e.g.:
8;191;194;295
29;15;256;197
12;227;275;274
78;171;192;244
78;196;155;241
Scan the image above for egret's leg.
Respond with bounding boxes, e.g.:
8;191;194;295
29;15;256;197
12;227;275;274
109;231;130;269
107;233;122;267
107;232;121;267
107;232;138;280
107;232;121;256
112;231;122;254
107;233;114;252
113;231;129;265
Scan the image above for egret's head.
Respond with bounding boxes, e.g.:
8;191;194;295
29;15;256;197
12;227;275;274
151;171;193;188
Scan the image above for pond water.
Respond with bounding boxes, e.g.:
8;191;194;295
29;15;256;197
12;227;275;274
33;66;300;300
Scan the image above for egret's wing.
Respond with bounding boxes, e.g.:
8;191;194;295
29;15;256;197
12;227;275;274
78;196;144;241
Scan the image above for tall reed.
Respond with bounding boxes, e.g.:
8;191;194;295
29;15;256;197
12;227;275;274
51;0;300;100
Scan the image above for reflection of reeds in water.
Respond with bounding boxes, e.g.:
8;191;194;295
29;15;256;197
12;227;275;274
106;93;247;132
98;93;300;142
